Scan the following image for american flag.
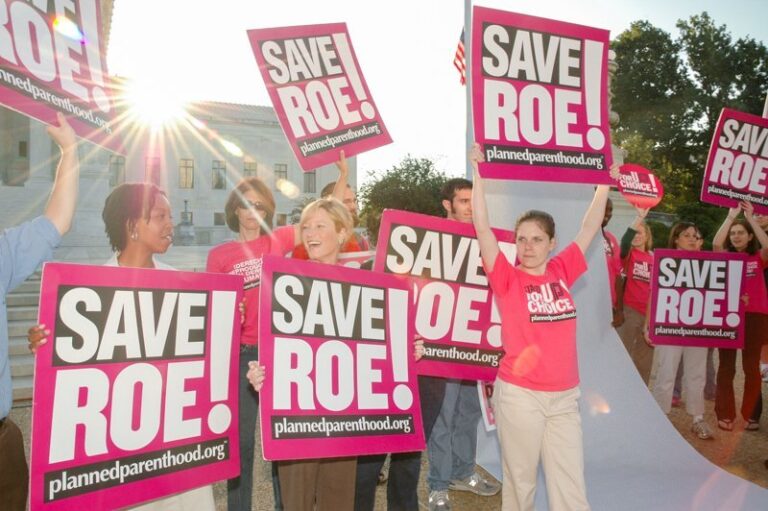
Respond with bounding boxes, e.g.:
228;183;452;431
454;30;466;85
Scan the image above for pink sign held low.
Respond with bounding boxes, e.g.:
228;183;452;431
0;0;120;152
471;6;613;184
247;23;392;170
374;210;516;381
30;263;242;510
701;108;768;214
259;256;424;460
649;250;747;349
617;164;664;209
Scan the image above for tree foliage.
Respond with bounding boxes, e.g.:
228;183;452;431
358;156;447;245
611;12;768;221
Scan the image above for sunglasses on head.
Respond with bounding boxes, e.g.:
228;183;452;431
240;200;267;212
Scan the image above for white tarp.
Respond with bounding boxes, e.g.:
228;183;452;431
477;180;768;510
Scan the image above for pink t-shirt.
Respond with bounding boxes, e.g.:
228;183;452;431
603;229;622;307
206;226;295;345
742;252;768;314
487;243;587;391
622;248;653;314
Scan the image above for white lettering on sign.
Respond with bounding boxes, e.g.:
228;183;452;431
48;361;204;463
0;0;109;112
55;288;207;363
259;32;375;138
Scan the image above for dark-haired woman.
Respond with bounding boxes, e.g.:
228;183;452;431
646;222;714;440
470;144;613;511
100;183;176;269
712;201;768;432
206;176;301;511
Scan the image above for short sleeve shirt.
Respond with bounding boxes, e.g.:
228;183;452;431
486;243;587;391
206;226;295;344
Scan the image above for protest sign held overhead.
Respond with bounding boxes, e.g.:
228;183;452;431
649;250;746;349
471;7;612;184
30;263;242;510
247;23;391;170
701;108;768;214
374;210;516;381
0;0;120;152
617;164;664;209
259;256;424;460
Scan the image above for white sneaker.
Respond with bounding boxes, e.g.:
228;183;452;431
449;472;501;496
692;420;714;440
428;490;451;511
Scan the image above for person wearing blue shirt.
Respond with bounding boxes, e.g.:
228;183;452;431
0;113;79;510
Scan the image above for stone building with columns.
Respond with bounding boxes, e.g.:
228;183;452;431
0;101;356;264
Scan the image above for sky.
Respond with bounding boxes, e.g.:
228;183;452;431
106;0;767;183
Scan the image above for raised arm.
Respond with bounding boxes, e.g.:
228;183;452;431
44;113;79;235
573;185;611;254
469;144;500;269
620;206;649;259
743;201;768;254
712;206;741;252
331;150;349;202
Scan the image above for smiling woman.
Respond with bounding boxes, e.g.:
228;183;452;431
102;183;175;268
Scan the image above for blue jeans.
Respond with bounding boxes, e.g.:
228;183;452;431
427;379;481;491
229;345;280;510
354;376;446;511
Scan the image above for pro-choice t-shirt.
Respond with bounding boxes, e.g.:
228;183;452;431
622;248;653;314
205;226;295;345
487;242;587;391
743;251;768;314
603;229;622;307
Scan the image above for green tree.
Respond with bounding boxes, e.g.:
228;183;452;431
358;156;447;245
611;13;768;218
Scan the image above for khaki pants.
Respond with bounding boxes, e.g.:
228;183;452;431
278;457;356;511
0;417;28;511
616;306;654;384
128;485;215;511
651;345;707;416
493;380;590;511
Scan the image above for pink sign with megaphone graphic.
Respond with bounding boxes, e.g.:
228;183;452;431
617;164;664;209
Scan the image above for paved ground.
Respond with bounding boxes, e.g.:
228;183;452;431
11;368;767;510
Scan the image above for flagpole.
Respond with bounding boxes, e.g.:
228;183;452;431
763;92;768;119
465;0;473;178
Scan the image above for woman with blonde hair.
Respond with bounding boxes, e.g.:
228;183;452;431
248;195;358;511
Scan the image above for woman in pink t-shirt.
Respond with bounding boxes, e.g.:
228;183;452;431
206;154;350;511
469;144;611;511
206;176;301;511
615;206;655;384
712;201;768;432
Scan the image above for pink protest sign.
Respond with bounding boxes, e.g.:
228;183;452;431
0;0;120;153
477;382;496;432
471;7;612;184
649;250;747;348
617;164;664;208
700;108;768;214
259;256;424;460
247;23;392;171
373;210;516;381
30;263;242;510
